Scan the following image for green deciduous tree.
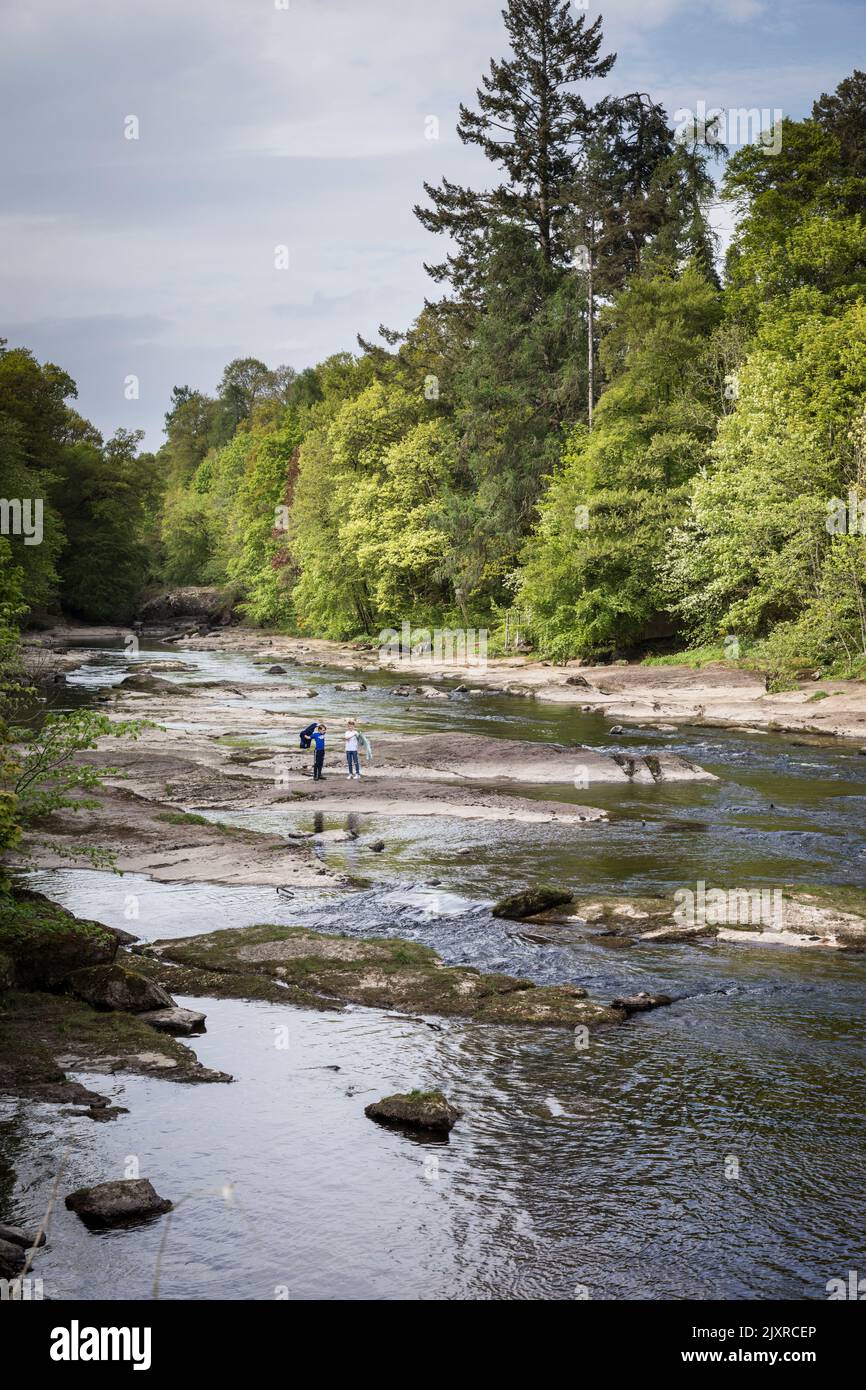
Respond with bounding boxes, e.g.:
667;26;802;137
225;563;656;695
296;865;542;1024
520;262;723;658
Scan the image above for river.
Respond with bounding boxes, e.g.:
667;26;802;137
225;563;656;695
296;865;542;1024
3;640;865;1300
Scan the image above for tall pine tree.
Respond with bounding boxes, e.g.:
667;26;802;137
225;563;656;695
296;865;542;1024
415;1;615;298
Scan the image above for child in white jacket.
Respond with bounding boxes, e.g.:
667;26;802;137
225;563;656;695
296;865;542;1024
344;721;361;779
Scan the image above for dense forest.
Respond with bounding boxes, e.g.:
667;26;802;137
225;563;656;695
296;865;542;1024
3;3;866;680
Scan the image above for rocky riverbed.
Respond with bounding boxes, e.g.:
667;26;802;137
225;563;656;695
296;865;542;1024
3;628;866;1300
26;617;864;739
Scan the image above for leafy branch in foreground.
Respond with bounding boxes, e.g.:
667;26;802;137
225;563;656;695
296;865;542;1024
2;710;148;875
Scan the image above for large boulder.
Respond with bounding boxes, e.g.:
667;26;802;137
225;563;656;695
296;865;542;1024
65;1179;172;1228
67;964;175;1013
365;1090;462;1134
137;586;234;624
0;892;117;990
491;886;574;920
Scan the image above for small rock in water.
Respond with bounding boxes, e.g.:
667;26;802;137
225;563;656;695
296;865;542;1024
369;840;386;853
0;1222;45;1250
608;725;625;735
365;1090;462;1134
266;664;287;674
61;1105;129;1122
491;885;574;920
610;992;674;1014
334;681;367;692
139;1006;207;1036
65;1178;173;1228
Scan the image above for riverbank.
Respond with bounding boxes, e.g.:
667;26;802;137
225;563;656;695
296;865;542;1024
11;650;721;885
26;622;866;741
0;890;231;1114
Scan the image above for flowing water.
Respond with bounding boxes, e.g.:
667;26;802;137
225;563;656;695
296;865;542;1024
3;641;866;1300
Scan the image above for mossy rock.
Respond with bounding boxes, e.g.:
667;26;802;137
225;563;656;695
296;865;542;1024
0;989;227;1099
491;885;574;920
151;924;625;1030
365;1090;461;1134
66;963;175;1013
0;890;117;990
130;949;341;1010
65;1178;172;1228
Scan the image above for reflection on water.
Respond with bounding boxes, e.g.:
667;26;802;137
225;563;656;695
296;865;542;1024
15;870;866;1301
4;977;864;1301
4;641;865;1300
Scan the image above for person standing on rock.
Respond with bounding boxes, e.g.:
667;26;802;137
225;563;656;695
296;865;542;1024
311;723;327;780
344;720;361;779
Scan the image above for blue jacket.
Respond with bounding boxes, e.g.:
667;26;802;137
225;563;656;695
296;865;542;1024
311;730;326;751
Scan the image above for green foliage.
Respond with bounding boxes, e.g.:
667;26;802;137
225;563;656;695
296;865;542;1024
8;710;146;869
666;304;866;650
227;415;305;626
520;263;723;658
290;382;456;636
0;538;25;866
159;487;219;585
55;429;161;622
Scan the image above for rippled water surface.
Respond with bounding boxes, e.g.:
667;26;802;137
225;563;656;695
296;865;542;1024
3;641;866;1300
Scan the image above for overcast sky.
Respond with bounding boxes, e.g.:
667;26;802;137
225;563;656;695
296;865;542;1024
1;0;861;449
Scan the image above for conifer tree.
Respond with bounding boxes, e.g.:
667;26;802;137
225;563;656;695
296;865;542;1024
415;0;615;296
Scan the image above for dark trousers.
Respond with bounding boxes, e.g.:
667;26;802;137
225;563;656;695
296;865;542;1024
313;749;325;780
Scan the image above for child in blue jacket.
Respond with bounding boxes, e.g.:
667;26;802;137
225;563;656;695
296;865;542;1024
311;723;327;780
